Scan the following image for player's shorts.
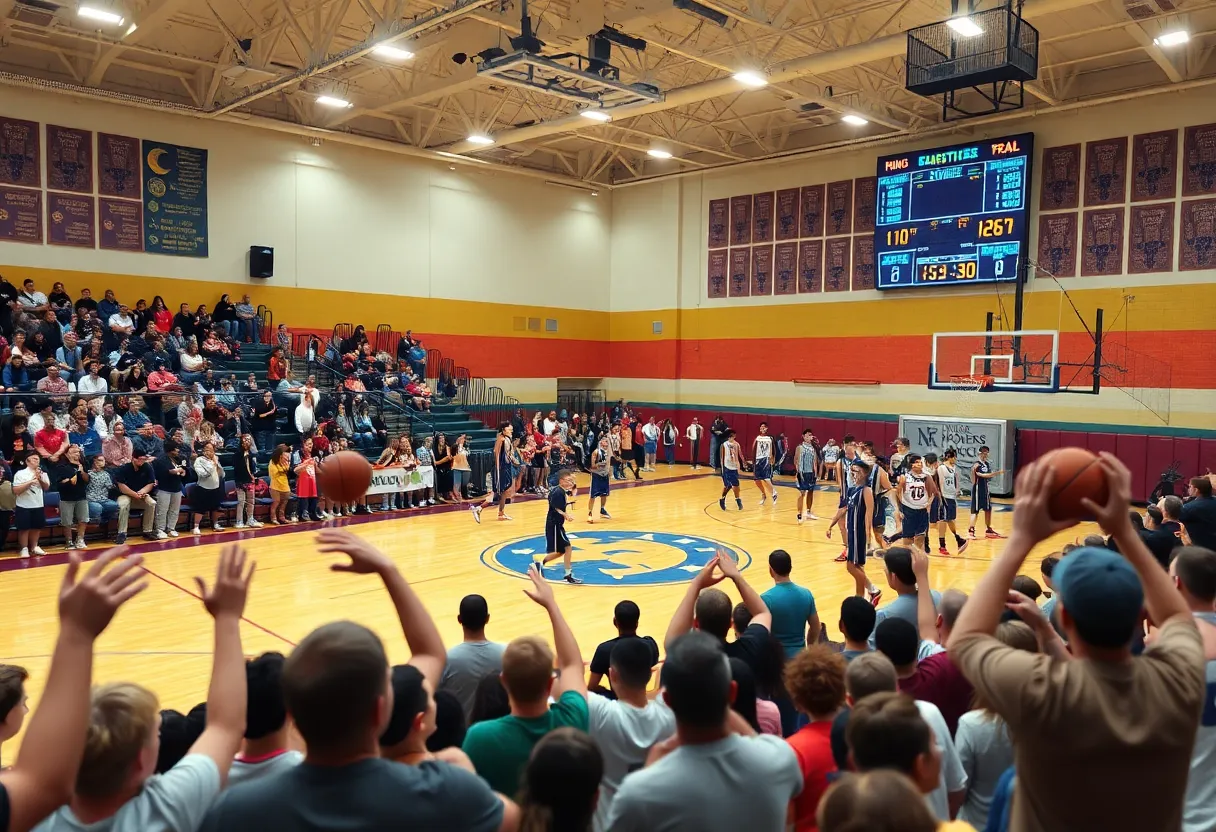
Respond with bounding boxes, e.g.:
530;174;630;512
796;472;816;492
872;496;888;528
847;526;868;566
899;506;930;538
590;473;610;498
545;520;570;553
722;468;740;488
754;459;772;481
493;466;511;494
971;485;991;513
932;498;958;523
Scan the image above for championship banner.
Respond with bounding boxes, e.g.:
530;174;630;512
366;465;434;495
142;139;209;257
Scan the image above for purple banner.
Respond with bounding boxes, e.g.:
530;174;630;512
798;240;822;293
775;188;799;241
752;192;774;243
825;237;851;292
708;249;728;298
47;124;94;194
1084;137;1128;206
1180;198;1216;270
1182;124;1216;197
728;248;751;297
98;133;141;198
47;192;96;248
0;187;42;243
826;180;853;236
853;176;877;233
1128;203;1174;273
1080;208;1125;276
1131;129;1177;202
774;243;797;295
708;198;728;248
1037;213;1077;278
752;245;773;295
800;184;824;237
852;236;875;290
1040;144;1081;211
729;196;752;246
0;117;40;188
99;197;143;251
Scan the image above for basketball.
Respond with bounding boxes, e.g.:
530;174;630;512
317;451;374;504
1039;447;1109;522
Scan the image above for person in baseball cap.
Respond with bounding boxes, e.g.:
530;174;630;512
1053;546;1145;648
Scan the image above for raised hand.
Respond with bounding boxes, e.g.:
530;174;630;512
911;545;930;582
1010;460;1078;545
316;528;393;575
194;543;255;619
1079;452;1134;537
523;562;556;608
715;549;741;580
59;547;147;638
1005;589;1049;631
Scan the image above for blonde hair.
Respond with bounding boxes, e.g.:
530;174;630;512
817;770;938;832
501;635;555;703
77;683;159;798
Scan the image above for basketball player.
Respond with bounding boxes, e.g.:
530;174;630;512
472;421;515;523
832;436;859;561
890;454;938;550
827;458;881;605
859;441;894;548
718;428;744;511
587;435;612;523
968;445;1005;539
752;421;777;505
890;437;911;478
932;449;970;555
795;428;820;523
537;469;582;584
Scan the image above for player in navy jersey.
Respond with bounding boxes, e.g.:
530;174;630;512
751;422;777;506
968;444;1005;539
859;441;894;548
827;458;882;605
832;436;858;561
890;453;938;550
932;449;970;555
718;429;744;511
538;469;582;583
587;435;612;523
472;421;515;524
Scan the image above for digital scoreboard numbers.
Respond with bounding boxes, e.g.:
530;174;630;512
874;133;1034;290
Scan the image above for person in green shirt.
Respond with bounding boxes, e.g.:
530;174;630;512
463;564;589;795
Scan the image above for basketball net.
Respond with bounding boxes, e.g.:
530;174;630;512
949;375;987;417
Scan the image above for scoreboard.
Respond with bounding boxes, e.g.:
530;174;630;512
874;133;1033;290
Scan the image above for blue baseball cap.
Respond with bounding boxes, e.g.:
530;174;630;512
1053;546;1144;648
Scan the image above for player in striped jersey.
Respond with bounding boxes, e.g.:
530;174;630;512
795;428;820;524
827;458;882;605
752;422;777;506
586;435;613;524
932;448;970;555
832;436;859;562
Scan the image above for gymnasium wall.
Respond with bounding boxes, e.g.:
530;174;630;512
607;85;1216;439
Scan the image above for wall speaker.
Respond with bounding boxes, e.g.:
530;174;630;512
249;246;274;278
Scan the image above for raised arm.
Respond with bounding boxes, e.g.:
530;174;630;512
317;529;446;688
187;544;255;785
716;552;772;632
664;557;724;648
524;564;585;696
911;547;939;644
3;548;147;832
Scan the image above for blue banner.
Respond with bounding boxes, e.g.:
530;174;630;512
142;140;208;257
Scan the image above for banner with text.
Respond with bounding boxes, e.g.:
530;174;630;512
897;416;1015;496
366;465;434;496
142;140;208;257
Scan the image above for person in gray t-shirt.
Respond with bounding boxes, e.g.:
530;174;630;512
438;595;506;720
226;652;303;789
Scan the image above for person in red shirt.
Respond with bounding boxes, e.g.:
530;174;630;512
34;415;68;463
266;346;287;384
785;645;847;831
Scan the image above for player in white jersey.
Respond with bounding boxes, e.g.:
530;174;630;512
795;428;820;523
891;453;937;549
932;448;971;555
859;441;894;549
718;428;744;511
752;422;777;505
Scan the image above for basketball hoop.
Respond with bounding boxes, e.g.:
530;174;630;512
950;374;993;416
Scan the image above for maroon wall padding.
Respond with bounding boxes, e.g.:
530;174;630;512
1116;434;1151;501
1174;438;1201;485
1085;433;1118;458
1200;440;1216;483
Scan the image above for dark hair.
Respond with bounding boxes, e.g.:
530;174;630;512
904;453;921;467
519;728;603;832
614;600;641;631
874;618;918;667
1128;511;1145;531
924;453;938;464
979;445;990;453
943;448;957;460
846;691;932;776
0;664;28;722
155;702;207;774
1192;477;1213;498
664;631;730;729
1011;575;1042;602
610;637;655;690
851;459;872;477
725;429;736;439
282;621;388;754
803;428;813;436
694;588;733;639
759;421;768;428
470;671;511;725
728;658;761;733
459;594;490;631
1146;505;1164;526
840;597;877;643
1174;547;1216;604
732;602;753;634
784;645;846;718
883;546;916;586
380;664;428;748
843;434;855;444
1041;555;1060;578
245;652;288;740
426;690;467;752
768;549;793;577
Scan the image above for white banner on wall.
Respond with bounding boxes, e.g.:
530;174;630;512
366;465;434;495
897;416;1015;496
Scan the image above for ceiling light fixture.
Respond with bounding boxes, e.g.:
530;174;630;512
841;114;868;126
580;109;612;122
1153;29;1190;47
945;16;984;37
591;190;599;196
315;95;353;108
124;22;137;35
78;5;125;24
372;44;414;60
732;69;768;88
467;133;495;146
647;148;674;159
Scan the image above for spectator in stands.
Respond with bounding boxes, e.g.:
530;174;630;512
102;420;132;470
191;441;225;535
27;399;62;436
0;664;28;765
785;645;847;832
95;289;119;324
55;332;82;381
12;452;49;558
213;295;236;338
4;354;31;393
587;600;659;698
55;444;90;550
204;529;516;831
68;412;101;458
118;365;148;402
85;454;115;524
840;596;876;662
234;434;262;529
1182;476;1216;551
230;652;303;787
817;770;940;832
463;565;589;796
179;340;208;384
113;446;156;544
252;390;278;456
106;303;135;353
763;549;820;663
294;394;316;436
149;296;171;334
871;547;940;648
35;365;71;408
121;395;150;433
17;279;47;315
33;408;68;463
171;303;194;340
153;438;187;540
76;361;107;413
730;657;780;735
379;664;475;770
606;630;802;832
438;595;506;721
518;728;601;832
1142;500;1184;567
235;295;260;344
192;304;212;337
949;454;1206;830
276;324;290;353
267;347;287;386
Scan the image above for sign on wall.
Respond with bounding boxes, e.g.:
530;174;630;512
898;415;1015;495
142;139;208;257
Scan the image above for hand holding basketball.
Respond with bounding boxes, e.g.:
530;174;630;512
1011;460;1080;544
1038;447;1110;522
1079;452;1134;536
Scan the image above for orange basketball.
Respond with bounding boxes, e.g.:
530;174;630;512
1039;446;1109;521
317;451;374;504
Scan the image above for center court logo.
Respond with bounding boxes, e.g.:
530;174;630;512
482;531;750;586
